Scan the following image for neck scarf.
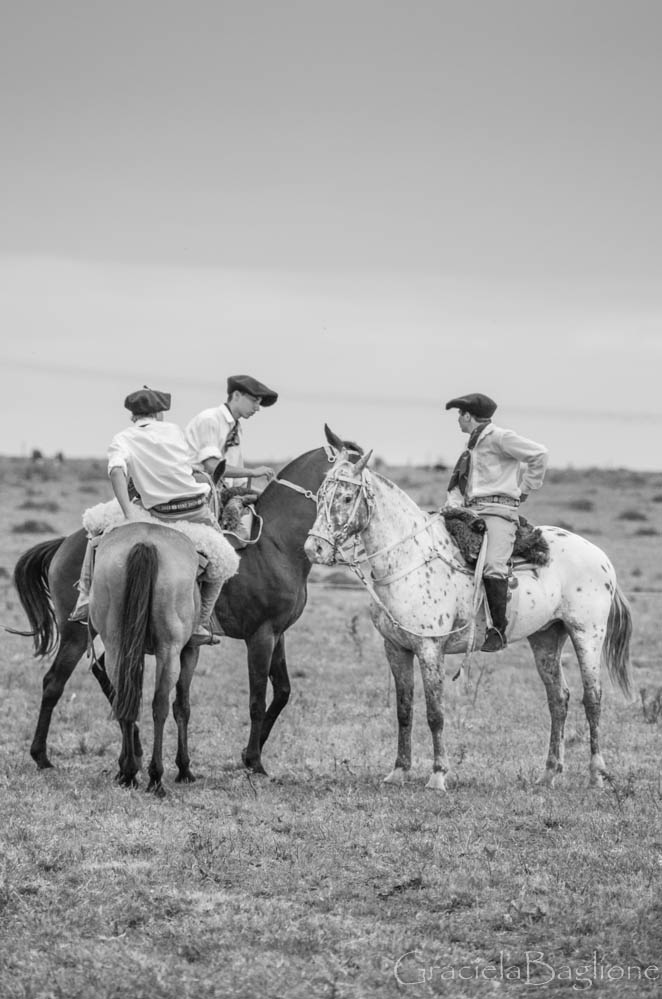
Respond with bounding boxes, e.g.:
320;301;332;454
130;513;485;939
225;419;240;450
447;420;491;496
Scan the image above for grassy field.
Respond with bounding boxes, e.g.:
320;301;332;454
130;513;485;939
1;455;661;998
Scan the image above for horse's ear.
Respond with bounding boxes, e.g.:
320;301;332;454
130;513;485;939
354;449;373;475
324;424;344;454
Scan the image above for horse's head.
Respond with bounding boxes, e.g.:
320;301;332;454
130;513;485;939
304;432;373;565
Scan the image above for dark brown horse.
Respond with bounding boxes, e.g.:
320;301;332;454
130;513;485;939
13;431;359;776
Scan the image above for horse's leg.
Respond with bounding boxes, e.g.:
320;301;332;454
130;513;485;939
383;637;415;786
147;649;179;798
568;624;608;788
116;721;139;788
30;622;88;768
242;624;276;775
259;634;291;752
528;622;570;787
90;652;143;761
173;645;200;784
417;639;450;792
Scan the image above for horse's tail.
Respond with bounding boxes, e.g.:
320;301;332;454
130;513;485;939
602;583;633;700
114;542;158;723
10;537;65;656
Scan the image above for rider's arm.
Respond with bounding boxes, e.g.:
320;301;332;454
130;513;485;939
110;467;141;519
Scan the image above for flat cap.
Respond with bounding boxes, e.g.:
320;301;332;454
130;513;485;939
124;386;172;416
227;374;278;407
445;393;497;419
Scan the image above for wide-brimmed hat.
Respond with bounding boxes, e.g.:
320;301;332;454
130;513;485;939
124;386;172;416
445;393;497;419
227;374;278;407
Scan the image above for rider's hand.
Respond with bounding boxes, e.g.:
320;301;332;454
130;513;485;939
252;465;276;481
519;493;528;504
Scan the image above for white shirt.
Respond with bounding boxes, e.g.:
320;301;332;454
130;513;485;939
185;403;246;486
107;419;209;509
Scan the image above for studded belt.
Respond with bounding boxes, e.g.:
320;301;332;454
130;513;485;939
467;494;520;508
150;495;206;514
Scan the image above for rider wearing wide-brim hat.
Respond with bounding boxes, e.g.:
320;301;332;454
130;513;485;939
185;374;278;486
445;392;549;651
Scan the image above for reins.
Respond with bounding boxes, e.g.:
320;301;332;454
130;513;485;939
311;465;477;642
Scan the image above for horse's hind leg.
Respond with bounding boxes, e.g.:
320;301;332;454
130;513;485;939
91;653;143;761
528;622;570;787
173;646;200;784
148;649;179;797
569;625;608;788
383;637;415;786
31;622;88;768
116;721;139;788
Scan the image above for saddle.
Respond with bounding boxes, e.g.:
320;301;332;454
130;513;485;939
442;507;550;568
218;485;261;550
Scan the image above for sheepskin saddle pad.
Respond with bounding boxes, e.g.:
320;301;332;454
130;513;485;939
82;500;239;583
442;507;550;567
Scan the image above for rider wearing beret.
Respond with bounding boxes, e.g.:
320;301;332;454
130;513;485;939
185;374;278;487
445;393;549;651
70;387;225;645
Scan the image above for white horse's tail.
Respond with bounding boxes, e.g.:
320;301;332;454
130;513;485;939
602;584;633;700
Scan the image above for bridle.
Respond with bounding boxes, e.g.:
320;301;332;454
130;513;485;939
306;464;375;558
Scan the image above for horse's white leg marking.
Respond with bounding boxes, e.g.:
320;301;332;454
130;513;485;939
569;624;607;788
418;638;449;792
382;637;415;784
528;622;569;788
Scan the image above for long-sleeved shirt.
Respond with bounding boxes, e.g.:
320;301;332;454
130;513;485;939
447;423;548;507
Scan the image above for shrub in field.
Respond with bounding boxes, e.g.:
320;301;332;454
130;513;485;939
11;519;55;534
634;526;659;536
652;493;662;503
640;687;662;724
617;509;648;521
19;499;60;513
564;498;595;512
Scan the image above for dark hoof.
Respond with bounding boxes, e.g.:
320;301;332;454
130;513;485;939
146;781;167;798
115;772;138;788
175;770;197;784
241;749;268;776
32;753;54;770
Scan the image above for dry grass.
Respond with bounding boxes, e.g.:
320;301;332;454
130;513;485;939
1;457;662;998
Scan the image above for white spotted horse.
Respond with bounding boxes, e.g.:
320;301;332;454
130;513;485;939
305;428;633;791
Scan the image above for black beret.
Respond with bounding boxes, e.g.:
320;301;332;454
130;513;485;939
445;393;497;419
124;387;172;416
227;374;278;407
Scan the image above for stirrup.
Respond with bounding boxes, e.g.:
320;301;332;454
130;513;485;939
481;627;507;652
68;601;89;624
187;627;221;647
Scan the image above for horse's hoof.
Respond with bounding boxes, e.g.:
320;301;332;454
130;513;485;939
535;771;557;789
175;770;197;784
383;768;407;785
147;781;167;798
242;750;268;776
34;756;54;770
425;772;448;792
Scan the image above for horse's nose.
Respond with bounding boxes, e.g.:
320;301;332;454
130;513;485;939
304;536;333;565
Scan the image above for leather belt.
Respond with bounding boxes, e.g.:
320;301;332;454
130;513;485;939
467;494;519;508
151;495;206;514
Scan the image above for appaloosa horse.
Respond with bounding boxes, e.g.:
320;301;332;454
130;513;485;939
13;432;360;775
305;429;633;791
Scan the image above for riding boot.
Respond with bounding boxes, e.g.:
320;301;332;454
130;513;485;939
187;579;223;647
481;575;509;652
68;539;96;623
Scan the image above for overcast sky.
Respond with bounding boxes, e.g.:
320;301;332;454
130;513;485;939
1;1;661;468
